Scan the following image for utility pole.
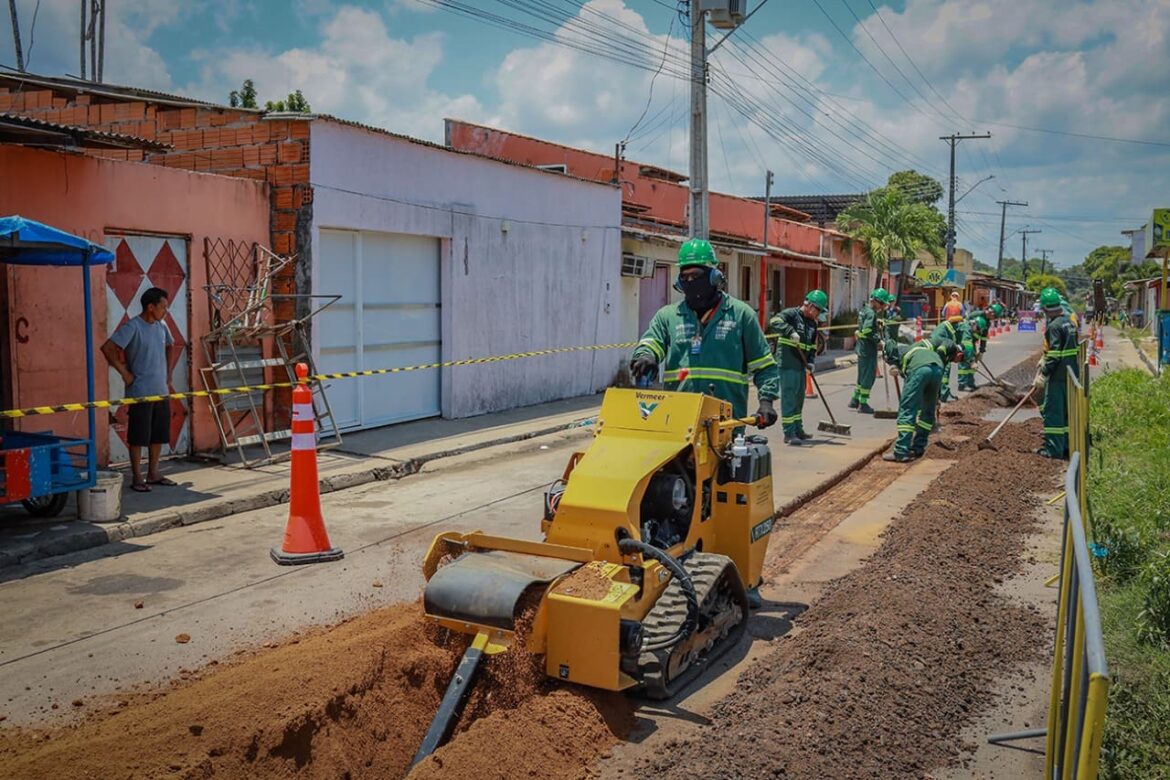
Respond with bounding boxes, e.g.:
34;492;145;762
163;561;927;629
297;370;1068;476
995;199;1027;280
688;0;709;239
79;0;86;80
1020;228;1041;284
7;0;23;72
940;132;992;269
759;170;773;327
1037;249;1053;277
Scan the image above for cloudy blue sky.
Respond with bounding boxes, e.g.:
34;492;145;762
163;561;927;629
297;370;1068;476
3;0;1168;269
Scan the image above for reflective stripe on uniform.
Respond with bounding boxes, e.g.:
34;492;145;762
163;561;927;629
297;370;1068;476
638;338;665;360
896;425;916;433
775;337;815;351
664;367;749;385
1043;426;1069;434
916;419;933;431
781;414;803;424
748;354;777;371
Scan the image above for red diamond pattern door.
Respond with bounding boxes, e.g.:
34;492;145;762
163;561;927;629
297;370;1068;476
104;234;190;464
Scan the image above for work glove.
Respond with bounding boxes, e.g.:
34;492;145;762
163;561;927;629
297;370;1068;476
753;399;778;429
631;354;658;383
1033;372;1048;391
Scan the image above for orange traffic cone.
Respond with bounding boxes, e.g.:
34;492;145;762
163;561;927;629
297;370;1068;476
1094;329;1104;350
1089;350;1098;367
805;371;817;399
271;363;344;566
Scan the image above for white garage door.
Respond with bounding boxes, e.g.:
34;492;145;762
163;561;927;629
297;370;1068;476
317;229;441;430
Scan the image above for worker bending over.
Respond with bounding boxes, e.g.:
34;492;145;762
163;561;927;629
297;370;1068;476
929;313;974;402
768;290;828;446
631;238;779;428
881;339;962;462
958;310;989;391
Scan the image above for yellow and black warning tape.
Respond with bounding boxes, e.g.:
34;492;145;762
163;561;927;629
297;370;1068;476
0;341;640;419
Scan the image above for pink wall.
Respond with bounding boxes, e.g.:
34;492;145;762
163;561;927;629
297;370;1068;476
0;146;270;464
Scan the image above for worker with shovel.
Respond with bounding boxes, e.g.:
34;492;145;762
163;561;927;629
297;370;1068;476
958;311;989;391
631;238;780;427
768;290;828;446
848;289;889;414
1034;287;1079;459
880;340;962;462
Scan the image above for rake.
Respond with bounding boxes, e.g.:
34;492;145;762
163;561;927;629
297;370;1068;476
977;357;1020;396
873;364;899;419
977;387;1037;451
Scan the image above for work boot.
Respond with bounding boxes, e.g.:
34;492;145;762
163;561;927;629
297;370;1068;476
857;403;875;414
882;451;910;463
786;436;805;447
847;398;860;409
1035;448;1057;459
745;586;763;610
910;450;925;459
796;430;813;440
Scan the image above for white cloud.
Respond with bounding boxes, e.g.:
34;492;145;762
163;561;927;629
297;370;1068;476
185;4;483;141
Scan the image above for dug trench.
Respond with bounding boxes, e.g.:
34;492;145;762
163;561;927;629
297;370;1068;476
0;358;1063;779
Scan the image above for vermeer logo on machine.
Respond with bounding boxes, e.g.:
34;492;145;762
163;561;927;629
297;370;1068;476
750;517;774;543
635;392;666;420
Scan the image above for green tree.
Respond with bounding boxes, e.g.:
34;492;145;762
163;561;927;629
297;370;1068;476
1026;273;1067;295
1078;245;1160;299
887;170;945;207
266;89;311;113
229;79;258;109
836;186;946;273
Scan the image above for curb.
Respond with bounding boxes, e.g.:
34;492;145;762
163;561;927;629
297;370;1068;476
774;439;893;520
0;418;594;570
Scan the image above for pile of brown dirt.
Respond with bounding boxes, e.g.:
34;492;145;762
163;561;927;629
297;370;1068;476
0;606;461;779
636;413;1061;779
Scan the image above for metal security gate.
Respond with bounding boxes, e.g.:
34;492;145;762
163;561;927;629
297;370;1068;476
104;233;190;463
317;229;441;430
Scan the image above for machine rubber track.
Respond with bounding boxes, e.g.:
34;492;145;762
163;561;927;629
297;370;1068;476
636;552;748;700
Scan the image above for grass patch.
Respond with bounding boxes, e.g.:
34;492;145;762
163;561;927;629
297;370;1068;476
1090;369;1170;778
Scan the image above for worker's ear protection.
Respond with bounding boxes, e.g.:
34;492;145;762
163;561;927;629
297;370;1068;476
673;265;725;293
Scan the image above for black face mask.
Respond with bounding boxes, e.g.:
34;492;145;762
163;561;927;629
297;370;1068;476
679;273;720;313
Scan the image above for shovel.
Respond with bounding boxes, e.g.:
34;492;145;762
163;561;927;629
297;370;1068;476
977;387;1036;451
977;357;1019;395
873;363;898;419
794;347;852;436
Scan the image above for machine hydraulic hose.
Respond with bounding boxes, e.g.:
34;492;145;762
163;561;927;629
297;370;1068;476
618;537;699;650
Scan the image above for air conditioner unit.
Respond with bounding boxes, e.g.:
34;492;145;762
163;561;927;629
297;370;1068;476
621;253;656;278
700;0;746;30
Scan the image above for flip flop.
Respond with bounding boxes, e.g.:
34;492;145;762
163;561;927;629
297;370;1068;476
147;477;178;487
130;482;152;493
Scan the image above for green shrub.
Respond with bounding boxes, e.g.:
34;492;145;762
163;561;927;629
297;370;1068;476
1138;551;1170;650
1093;517;1150;583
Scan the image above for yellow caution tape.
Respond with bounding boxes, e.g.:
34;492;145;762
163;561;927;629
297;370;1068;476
0;341;639;419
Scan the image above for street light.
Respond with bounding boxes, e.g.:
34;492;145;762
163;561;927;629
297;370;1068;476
955;175;995;205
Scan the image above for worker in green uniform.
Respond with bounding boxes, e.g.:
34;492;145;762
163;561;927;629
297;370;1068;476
990;300;1005;322
958;311;989;391
929;314;974;402
631;238;780;427
767;290;828;446
879;290;902;341
1033;287;1079;459
848;289;888;414
881;339;962;462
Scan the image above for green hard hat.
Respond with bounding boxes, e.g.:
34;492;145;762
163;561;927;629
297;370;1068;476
1039;287;1062;308
975;315;988;334
678;238;717;267
869;288;887;302
805;289;829;311
880;289;896;304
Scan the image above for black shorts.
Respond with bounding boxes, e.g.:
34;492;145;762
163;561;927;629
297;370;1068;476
127;401;169;447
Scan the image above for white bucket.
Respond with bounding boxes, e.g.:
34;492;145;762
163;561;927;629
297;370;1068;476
78;471;125;523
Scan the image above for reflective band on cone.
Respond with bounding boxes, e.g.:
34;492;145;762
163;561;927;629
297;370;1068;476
271;363;343;566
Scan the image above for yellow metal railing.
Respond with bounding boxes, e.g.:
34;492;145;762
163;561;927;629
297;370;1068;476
991;345;1110;779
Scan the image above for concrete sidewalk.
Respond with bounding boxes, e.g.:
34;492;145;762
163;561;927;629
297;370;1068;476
0;346;922;570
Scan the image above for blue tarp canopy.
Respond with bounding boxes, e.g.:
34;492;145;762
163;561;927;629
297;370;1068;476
0;215;115;266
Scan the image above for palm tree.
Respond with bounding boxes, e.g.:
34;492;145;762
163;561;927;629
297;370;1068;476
836;186;945;273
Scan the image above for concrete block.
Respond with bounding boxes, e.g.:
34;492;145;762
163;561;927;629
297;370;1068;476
129;513;183;538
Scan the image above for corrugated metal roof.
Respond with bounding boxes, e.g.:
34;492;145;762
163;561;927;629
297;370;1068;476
0;112;170;150
0;71;242;110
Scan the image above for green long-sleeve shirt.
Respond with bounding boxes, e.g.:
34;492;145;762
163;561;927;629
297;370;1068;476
633;294;779;418
929;320;974;363
767;306;819;372
856;304;880;352
884;340;944;372
1041;314;1079;383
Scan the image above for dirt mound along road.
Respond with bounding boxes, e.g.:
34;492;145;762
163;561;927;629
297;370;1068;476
634;417;1061;780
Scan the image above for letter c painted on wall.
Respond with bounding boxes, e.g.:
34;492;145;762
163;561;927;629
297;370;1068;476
15;316;29;344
